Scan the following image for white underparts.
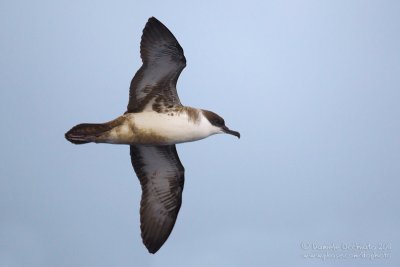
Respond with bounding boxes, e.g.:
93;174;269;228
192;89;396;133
104;109;221;145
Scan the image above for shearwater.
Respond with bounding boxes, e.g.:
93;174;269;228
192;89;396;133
65;17;240;254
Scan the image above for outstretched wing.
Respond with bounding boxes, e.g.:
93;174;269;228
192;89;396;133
130;145;185;253
127;17;186;113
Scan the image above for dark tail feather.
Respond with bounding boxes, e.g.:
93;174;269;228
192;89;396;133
65;123;112;144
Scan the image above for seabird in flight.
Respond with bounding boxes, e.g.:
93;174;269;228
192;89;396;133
65;17;240;253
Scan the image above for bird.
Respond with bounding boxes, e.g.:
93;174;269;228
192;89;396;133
65;17;240;254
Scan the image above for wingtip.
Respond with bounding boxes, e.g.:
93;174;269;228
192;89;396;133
143;238;162;254
141;230;165;254
146;246;159;254
146;16;162;26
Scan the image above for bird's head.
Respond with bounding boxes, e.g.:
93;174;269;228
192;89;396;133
201;110;240;139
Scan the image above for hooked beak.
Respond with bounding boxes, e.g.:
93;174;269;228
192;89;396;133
222;126;240;139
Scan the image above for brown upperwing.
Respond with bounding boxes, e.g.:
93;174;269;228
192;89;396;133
127;17;186;113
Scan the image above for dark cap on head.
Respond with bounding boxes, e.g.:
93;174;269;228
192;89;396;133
202;110;240;138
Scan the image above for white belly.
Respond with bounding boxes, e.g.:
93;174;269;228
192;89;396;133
107;111;216;145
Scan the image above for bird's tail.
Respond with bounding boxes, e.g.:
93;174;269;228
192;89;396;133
65;122;114;144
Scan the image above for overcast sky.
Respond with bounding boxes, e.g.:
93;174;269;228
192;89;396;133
1;0;399;266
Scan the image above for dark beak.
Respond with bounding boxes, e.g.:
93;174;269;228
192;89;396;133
222;126;240;139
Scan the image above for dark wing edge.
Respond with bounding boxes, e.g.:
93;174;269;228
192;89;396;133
140;17;186;66
127;17;187;113
130;145;185;254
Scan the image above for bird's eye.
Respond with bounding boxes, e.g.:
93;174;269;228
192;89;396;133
213;118;224;126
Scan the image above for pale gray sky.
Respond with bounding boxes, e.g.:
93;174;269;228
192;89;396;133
1;1;399;266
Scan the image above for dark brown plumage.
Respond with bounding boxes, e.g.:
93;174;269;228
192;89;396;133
130;145;184;254
65;117;125;144
65;17;240;254
126;17;186;113
128;17;187;253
